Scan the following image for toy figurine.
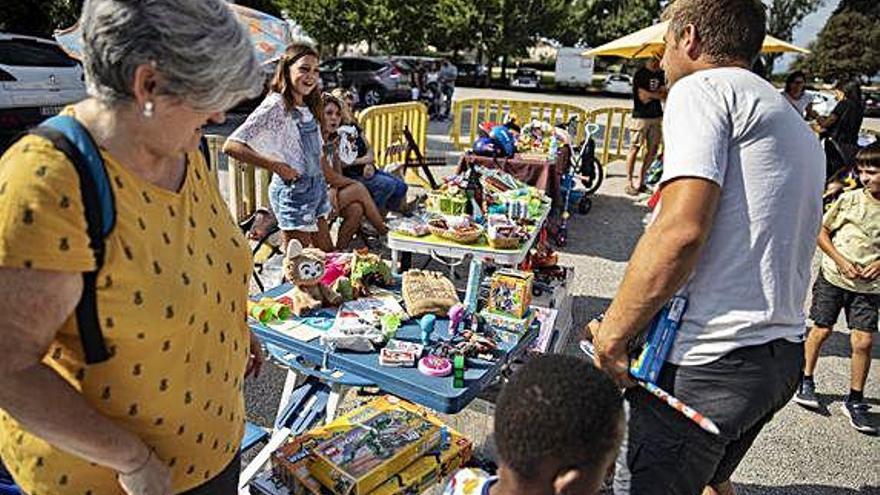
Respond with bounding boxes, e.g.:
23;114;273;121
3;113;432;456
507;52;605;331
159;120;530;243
419;314;437;346
283;240;343;316
350;249;394;298
448;304;466;334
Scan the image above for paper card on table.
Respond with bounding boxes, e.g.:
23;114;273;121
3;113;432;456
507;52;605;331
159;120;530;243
530;306;558;353
266;319;322;342
338;296;408;325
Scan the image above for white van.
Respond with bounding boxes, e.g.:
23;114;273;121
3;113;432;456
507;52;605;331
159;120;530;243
555;47;594;90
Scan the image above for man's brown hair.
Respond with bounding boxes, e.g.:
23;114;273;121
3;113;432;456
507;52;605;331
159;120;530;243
663;0;766;65
270;43;323;125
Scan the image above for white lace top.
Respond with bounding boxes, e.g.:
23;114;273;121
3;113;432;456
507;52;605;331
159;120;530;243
227;92;321;174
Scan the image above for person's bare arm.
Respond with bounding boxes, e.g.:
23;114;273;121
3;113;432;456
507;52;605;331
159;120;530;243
593;178;721;386
815;112;838;130
817;226;862;279
638;87;664;103
321;154;357;188
0;268;170;491
353;134;375;167
223;139;298;182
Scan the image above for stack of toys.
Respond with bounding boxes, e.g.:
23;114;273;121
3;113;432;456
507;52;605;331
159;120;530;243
480;269;537;345
398;166;550;249
269;396;473;495
515;119;567;160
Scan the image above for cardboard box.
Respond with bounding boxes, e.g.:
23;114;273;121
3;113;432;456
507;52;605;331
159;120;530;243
487;270;533;318
271;396;472;495
480;308;536;336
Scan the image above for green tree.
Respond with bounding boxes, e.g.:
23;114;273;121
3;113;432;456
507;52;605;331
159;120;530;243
764;0;824;75
431;0;483;56
557;0;661;48
372;0;438;54
794;7;880;81
274;0;362;55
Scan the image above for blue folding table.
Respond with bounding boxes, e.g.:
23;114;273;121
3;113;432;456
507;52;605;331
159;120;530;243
238;283;537;488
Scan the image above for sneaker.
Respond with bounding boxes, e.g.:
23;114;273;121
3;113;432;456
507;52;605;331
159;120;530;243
793;380;820;409
840;401;878;435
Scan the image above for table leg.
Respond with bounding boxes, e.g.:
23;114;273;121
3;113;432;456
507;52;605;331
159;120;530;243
275;367;300;425
238;426;290;488
325;382;347;424
391;249;400;276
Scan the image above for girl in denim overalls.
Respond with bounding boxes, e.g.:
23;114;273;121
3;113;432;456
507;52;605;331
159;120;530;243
225;44;333;251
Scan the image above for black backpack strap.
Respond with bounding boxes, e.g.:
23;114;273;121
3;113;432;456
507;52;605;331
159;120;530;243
199;135;212;171
29;117;113;364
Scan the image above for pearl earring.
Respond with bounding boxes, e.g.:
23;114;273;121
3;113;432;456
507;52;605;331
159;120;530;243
143;101;154;118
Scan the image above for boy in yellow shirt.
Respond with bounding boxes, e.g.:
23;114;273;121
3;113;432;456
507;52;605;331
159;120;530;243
795;142;880;434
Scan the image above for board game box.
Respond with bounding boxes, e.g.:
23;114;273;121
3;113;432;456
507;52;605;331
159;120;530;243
271;396;459;495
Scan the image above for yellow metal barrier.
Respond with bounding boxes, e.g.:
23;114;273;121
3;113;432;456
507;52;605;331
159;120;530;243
357;101;430;187
584;107;638;165
450;98;645;166
450;98;590;150
204;134;270;222
357;101;428;168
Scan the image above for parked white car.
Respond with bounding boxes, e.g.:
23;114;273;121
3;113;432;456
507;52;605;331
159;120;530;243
603;73;633;96
1;32;87;144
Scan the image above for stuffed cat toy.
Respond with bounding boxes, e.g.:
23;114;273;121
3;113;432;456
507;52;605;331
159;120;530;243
283;240;342;316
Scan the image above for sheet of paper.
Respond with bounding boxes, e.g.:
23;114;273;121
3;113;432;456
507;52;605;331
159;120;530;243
266;319;322;342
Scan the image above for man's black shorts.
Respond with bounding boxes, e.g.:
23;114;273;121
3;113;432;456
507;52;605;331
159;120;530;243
810;271;879;333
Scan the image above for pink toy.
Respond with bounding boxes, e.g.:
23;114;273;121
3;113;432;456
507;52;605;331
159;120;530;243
321;253;350;286
418;355;452;377
448;304;466;334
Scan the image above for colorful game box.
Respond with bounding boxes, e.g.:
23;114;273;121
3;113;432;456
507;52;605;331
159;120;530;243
480;308;536;336
271;396;472;495
273;397;440;495
266;432;472;495
487;269;533;318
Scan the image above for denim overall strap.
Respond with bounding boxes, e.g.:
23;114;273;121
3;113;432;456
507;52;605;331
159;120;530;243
292;108;322;177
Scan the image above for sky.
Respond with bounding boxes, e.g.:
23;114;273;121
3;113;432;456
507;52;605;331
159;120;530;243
779;0;839;71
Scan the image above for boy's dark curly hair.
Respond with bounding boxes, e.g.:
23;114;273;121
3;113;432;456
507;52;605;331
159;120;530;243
495;354;623;479
856;140;880;169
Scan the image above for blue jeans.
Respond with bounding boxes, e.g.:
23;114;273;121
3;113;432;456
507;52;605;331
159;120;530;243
354;170;407;211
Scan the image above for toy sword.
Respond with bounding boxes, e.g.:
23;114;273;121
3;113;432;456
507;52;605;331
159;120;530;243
579;339;721;436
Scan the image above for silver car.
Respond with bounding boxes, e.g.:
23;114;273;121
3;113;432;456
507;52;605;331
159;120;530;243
320;57;411;108
0;33;87;144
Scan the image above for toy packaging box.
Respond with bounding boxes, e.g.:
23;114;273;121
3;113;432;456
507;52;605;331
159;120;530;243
480;308;536;336
265;431;472;495
487;269;533;318
272;396;470;495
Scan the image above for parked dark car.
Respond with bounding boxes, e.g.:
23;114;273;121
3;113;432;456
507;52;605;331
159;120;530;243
510;67;541;90
320;57;411;107
455;62;489;87
864;91;880;118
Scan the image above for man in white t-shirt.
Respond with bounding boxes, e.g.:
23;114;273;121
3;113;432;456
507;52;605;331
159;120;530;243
589;1;825;494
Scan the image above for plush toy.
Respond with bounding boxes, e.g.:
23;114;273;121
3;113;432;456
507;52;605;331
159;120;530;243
283;240;343;316
350;248;393;298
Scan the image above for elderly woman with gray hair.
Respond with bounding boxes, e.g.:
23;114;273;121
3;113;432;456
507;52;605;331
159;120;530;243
0;0;264;494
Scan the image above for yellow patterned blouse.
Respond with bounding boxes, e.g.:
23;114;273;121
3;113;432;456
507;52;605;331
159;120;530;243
0;112;252;494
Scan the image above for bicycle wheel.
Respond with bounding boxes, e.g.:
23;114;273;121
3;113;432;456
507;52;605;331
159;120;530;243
580;157;605;195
